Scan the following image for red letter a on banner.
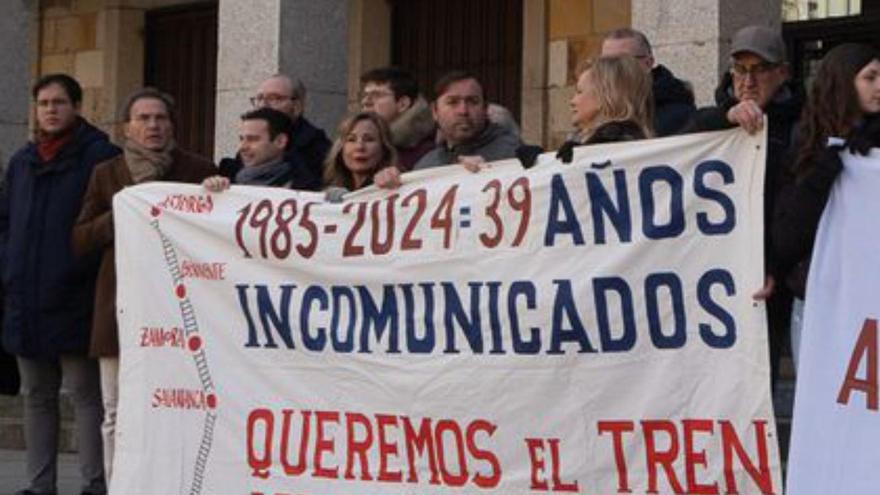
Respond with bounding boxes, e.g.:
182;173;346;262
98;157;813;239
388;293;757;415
836;318;879;411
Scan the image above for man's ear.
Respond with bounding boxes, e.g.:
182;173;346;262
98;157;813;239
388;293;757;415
275;132;289;149
396;95;413;113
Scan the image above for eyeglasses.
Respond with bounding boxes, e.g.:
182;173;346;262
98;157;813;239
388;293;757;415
250;93;297;107
359;89;395;101
730;62;779;78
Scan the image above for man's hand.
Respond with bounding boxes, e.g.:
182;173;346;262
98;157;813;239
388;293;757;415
458;155;486;173
202;175;230;192
374;166;402;189
726;100;765;135
752;275;775;301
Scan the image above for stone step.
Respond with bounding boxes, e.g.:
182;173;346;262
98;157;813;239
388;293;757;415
0;394;79;452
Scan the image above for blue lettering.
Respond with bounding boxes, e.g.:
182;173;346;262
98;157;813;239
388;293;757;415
549;280;596;354
639;165;685;239
645;273;686;349
698;269;737;348
509;281;540;354
544;174;585;246
694;160;736;235
587;170;632;244
443;282;483;354
300;285;328;351
357;285;400;353
593;277;636;352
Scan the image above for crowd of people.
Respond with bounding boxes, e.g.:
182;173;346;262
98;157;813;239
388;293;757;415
0;22;877;495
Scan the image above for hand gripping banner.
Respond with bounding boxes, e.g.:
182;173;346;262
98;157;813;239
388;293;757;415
786;149;880;495
112;128;781;494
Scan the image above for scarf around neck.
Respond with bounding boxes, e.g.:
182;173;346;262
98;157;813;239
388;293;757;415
124;139;174;184
235;158;290;187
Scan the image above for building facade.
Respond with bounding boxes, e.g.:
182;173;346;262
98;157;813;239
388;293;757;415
1;0;878;164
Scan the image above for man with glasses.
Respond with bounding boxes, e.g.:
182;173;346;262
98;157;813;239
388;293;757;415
1;73;120;495
601;28;696;136
360;67;436;170
219;74;329;190
687;25;805;396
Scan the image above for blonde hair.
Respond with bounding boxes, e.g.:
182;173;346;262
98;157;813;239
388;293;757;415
323;111;398;190
576;56;654;141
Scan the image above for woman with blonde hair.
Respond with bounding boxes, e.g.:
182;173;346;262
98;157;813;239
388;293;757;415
516;56;654;168
324;111;398;196
571;55;654;143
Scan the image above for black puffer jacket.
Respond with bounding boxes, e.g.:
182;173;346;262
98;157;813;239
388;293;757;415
0;118;120;359
652;65;695;136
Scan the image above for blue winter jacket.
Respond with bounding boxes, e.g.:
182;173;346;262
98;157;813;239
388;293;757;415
0;118;121;359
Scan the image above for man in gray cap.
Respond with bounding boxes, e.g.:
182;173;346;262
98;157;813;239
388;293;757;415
687;24;804;396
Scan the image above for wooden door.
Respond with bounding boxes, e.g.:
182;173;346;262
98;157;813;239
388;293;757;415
145;2;218;158
391;0;523;121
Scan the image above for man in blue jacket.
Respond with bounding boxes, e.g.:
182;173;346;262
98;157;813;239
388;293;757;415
1;73;119;495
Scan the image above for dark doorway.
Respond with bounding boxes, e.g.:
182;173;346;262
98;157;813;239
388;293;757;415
783;1;880;85
145;2;218;159
391;0;523;121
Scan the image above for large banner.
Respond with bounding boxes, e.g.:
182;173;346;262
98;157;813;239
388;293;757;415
786;150;880;494
113;128;781;494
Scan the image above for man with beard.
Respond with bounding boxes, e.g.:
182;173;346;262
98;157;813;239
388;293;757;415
374;71;521;187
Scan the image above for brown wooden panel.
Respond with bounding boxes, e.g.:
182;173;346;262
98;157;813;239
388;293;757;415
391;0;523;121
145;2;218;159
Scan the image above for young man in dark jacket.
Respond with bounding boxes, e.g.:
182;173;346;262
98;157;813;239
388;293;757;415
360;67;436;170
1;73;119;495
218;75;330;190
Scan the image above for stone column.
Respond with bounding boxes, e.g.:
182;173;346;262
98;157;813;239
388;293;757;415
0;1;37;166
214;0;349;161
632;0;780;105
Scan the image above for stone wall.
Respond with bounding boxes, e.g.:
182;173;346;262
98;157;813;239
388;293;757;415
0;1;36;166
633;0;781;106
545;0;631;148
39;0;111;133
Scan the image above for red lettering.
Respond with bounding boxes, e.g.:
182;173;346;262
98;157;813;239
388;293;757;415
465;420;501;488
837;318;879;410
280;409;310;476
720;420;773;494
525;438;549;490
683;419;718;494
598;420;634;493
434;419;468;487
401;416;440;485
343;412;373;480
548;438;579;492
312;411;340;479
247;409;274;479
376;414;402;482
642;420;684;494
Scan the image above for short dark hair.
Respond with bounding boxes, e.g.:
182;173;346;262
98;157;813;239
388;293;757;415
431;70;485;102
121;87;177;124
32;73;83;104
604;28;653;57
241;107;293;140
360;67;419;100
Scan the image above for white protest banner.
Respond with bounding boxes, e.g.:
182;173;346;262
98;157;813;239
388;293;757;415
113;128;780;494
786;150;880;495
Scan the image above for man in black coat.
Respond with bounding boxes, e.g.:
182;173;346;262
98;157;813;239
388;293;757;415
686;25;805;393
601;28;696;136
1;73;118;495
219;74;331;190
